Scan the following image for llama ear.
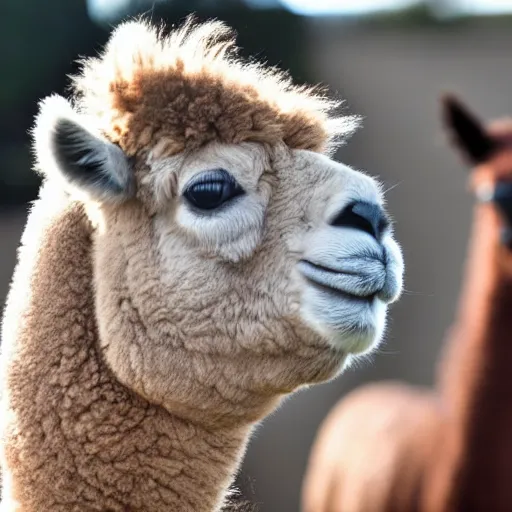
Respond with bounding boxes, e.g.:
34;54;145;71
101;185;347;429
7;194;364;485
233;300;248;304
33;95;135;202
441;94;498;165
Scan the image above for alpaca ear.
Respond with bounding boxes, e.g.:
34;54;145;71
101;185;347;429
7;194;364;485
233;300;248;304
441;94;498;165
33;95;134;202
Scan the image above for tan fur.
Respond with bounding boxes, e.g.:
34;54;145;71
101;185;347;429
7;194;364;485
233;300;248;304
303;384;441;512
0;185;251;511
73;17;359;158
0;18;402;512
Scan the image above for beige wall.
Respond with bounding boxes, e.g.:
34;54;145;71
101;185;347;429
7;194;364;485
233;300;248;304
2;21;512;512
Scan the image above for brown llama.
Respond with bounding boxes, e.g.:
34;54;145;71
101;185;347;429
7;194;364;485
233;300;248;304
302;94;512;512
0;18;404;512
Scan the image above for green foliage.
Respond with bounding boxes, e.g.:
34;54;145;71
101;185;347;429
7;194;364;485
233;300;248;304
0;0;108;204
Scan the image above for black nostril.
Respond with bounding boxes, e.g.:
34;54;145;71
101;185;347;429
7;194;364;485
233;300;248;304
331;201;389;240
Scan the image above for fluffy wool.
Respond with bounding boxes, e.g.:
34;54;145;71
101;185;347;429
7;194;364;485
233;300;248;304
71;16;359;158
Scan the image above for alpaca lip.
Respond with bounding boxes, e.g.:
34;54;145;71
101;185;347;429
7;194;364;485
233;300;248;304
298;259;381;302
305;278;377;305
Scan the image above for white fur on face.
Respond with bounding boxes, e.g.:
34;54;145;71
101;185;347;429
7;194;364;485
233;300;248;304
149;142;273;262
289;152;404;355
297;229;403;354
150;142;403;360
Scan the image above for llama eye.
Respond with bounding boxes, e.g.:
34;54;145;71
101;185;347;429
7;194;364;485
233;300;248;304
184;169;245;211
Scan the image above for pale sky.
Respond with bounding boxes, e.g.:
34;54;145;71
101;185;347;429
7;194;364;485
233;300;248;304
456;0;512;13
279;0;417;15
87;0;512;21
280;0;512;15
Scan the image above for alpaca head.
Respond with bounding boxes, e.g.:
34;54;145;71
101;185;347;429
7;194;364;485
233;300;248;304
32;18;403;427
443;95;512;245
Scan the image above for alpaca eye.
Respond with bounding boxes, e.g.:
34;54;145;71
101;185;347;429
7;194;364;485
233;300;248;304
184;169;245;211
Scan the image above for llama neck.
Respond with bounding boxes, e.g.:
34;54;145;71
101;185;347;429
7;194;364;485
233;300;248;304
427;201;512;510
0;186;250;512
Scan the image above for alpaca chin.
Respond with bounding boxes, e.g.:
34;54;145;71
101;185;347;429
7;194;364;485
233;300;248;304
300;288;388;356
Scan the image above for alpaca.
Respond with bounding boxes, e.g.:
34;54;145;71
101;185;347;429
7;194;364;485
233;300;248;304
302;95;512;512
0;18;404;512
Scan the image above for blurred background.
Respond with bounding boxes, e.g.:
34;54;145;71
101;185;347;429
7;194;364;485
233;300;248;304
2;0;512;510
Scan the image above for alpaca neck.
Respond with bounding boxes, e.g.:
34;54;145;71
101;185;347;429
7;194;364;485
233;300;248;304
443;203;512;405
426;201;512;510
0;188;251;512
